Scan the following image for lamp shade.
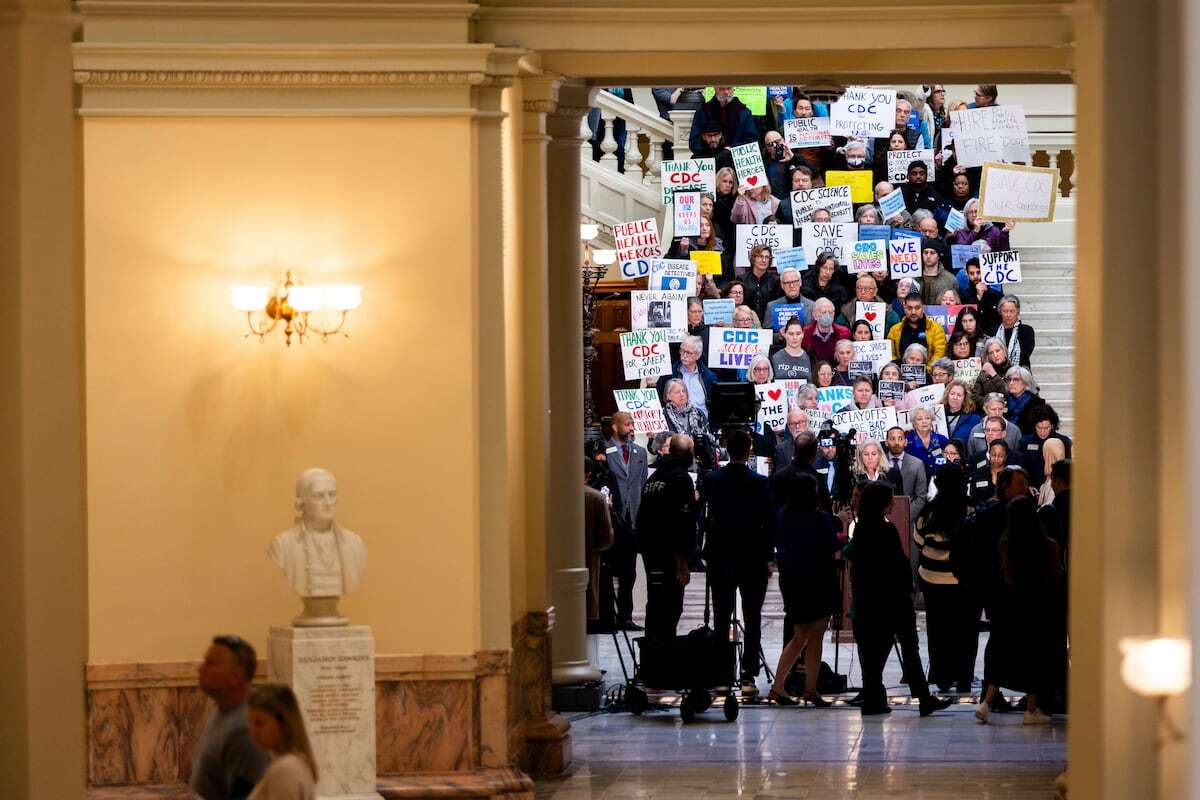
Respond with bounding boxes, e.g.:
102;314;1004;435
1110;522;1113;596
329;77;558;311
287;285;324;312
324;284;363;311
1119;637;1192;697
580;223;599;241
231;285;270;311
592;249;617;266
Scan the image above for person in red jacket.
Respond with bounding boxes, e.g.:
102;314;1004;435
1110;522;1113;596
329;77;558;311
801;298;851;364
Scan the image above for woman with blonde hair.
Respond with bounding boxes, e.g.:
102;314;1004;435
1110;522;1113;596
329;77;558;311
855;440;890;483
732;304;762;329
731;183;781;224
246;685;318;800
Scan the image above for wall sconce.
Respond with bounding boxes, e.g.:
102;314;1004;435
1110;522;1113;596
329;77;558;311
1120;636;1191;744
592;249;617;266
580;222;599;242
231;272;362;346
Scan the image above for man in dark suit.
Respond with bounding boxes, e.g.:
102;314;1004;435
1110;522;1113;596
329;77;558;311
703;428;775;697
771;431;831;514
601;412;649;631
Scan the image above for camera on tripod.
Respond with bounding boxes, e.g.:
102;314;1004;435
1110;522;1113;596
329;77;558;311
818;425;857;505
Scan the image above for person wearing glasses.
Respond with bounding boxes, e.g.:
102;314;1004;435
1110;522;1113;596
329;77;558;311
192;635;269;800
765;267;813;346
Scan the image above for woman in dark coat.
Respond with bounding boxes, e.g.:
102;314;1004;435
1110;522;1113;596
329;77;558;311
767;473;843;706
844;481;953;717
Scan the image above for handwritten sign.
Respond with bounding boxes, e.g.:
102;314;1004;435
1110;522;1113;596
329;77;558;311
888;237;921;279
896;404;949;437
978;162;1059;222
613;218;660;279
774;246;808;271
879;187;906;221
783;117;832;149
703;298;734;325
830;87;897;138
980;249;1022;284
855;301;887;339
800;222;858;264
660;159;716;205
805;408;831;430
631;290;688;342
825;170;873;203
708;327;770;370
831;406;899;446
772;304;807;330
949;105;1030;168
951;243;982;272
954;357;982;385
735;224;787;267
648;259;697;294
849;239;888;274
755;382;789;431
817;385;855;414
945;207;967;233
887;149;936;184
613;388;667;434
905;382;945;409
673;191;701;237
730;142;768;191
852;339;893;373
690;250;722;275
790;186;853;225
620;329;671;380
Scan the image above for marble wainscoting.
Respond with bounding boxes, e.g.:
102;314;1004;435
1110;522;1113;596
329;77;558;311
86;648;532;798
509;611;571;776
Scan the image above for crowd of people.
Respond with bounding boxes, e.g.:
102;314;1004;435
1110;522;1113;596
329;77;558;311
585;84;1071;722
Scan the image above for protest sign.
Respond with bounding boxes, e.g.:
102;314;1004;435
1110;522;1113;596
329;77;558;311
944;304;976;335
817;386;855;414
777;378;807;406
730;142;768;191
783;117;832;149
849;239;888;274
673;191;701;237
790;186;853;225
849;361;875;380
980;249;1023;284
858;224;891;241
767;86;790;100
891;227;922;240
631;290;688;342
887;149;935;184
879;187;906;221
830;87;897;138
831;406;899;446
939;127;955;159
945;207;967;233
852;339;893;373
877;380;906;402
954;357;982;385
735;224;787;267
612;388;667;434
648;258;697;294
800;222;858;264
708;327;770;370
825;170;873;203
774;246;808;271
855;301;887;339
660;159;716;205
951;243;982;272
924;304;950;332
805;408;831;431
905;382;945;408
772;304;807;330
901;363;928;386
703;298;734;325
949;105;1030;168
619;329;671;380
755;382;788;431
978;162;1059;222
703;86;767;115
888;237;921;279
895;404;949;437
613;218;660;279
690;250;722;275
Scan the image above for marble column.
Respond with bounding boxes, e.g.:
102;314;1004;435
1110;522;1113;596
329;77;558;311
0;0;88;796
544;83;601;686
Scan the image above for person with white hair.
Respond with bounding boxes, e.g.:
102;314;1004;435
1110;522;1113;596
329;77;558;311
765;267;814;345
993;295;1036;369
801;297;850;364
1003;365;1047;435
905;406;950;478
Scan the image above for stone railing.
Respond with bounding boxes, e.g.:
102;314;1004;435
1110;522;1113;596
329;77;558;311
588;90;676;184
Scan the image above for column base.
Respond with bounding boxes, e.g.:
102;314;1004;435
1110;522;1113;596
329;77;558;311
520;715;572;777
550;660;602;685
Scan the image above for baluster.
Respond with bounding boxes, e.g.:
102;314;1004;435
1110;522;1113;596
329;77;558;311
668;110;693;159
625;123;644;178
598;107;619;171
644;133;661;186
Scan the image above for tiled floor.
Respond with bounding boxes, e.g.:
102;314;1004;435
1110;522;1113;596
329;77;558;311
538;573;1066;798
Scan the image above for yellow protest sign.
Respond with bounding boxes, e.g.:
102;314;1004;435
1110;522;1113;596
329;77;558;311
690;250;723;275
825;170;874;203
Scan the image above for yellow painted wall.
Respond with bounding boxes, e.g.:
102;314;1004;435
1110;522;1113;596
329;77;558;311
84;117;480;664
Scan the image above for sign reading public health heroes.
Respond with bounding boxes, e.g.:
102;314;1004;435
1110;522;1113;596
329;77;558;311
730;142;768;191
708;328;770;371
613;218;660;279
619;329;671;380
612;388;667;434
830;87;897;138
979;249;1023;284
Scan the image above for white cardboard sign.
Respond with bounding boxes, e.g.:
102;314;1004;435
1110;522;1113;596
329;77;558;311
830;87;897;138
800;222;858;264
855;301;887;340
735;224;787;267
852;339;893;374
673;191;701;237
660;158;716;205
730;142;768;191
895;404;949;437
979;249;1022;284
648;259;697;294
708;327;771;371
949;105;1030;168
887;149;936;184
612;388;668;434
631;290;688;342
830;406;899;446
613;218;661;279
977;162;1058;222
755;382;789;431
888;237;921;279
790;186;853;225
783;117;831;148
619;329;672;380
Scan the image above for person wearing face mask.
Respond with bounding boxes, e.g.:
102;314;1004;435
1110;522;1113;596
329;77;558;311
801;298;851;365
838;139;870;172
636;434;700;641
688;86;757;155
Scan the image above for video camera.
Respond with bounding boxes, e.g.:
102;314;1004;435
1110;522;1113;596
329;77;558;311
818;424;857;506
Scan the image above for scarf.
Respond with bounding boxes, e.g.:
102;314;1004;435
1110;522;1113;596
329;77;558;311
665;402;701;435
996;324;1022;367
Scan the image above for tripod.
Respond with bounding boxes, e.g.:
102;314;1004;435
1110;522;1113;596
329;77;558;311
730;596;774;686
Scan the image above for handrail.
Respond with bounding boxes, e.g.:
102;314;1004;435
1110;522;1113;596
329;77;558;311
594;90;674;142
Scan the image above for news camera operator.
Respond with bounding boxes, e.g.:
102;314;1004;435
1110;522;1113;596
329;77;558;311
703;428;775;698
636;434;699;641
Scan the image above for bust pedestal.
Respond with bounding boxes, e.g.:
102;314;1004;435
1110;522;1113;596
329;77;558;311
268;625;383;799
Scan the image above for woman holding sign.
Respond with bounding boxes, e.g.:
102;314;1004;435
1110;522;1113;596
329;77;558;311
950;198;1013;251
731;184;780;225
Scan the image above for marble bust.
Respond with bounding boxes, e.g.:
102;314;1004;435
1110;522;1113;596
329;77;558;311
269;468;366;626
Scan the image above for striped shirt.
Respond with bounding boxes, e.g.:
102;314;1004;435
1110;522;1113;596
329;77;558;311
913;515;957;585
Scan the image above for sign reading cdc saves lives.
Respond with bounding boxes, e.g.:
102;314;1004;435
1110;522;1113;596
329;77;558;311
708;328;770;370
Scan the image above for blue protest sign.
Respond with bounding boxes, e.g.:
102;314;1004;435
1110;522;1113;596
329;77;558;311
772;304;807;330
951;243;982;272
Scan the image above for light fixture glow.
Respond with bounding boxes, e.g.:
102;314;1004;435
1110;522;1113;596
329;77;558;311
1120;637;1192;697
231;285;270;312
230;272;361;346
287;285;324;312
324;284;363;311
592;249;617;266
580;223;599;241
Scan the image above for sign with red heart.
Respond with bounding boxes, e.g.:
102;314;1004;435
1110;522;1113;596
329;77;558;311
855;301;887;339
730;142;768;192
754;381;788;431
767;388;782;401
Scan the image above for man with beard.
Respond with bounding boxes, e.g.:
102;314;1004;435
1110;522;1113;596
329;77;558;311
688;86;757;154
